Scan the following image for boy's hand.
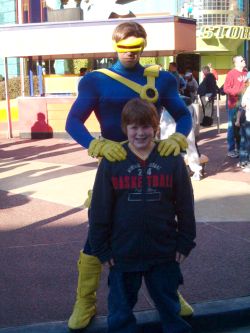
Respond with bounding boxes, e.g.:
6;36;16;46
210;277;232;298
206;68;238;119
176;252;186;264
104;258;115;268
235;121;240;127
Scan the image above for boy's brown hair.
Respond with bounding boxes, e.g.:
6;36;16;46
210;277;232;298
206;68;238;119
121;98;159;135
112;21;147;43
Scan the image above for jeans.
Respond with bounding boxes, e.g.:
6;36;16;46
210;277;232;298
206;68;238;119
227;107;240;152
239;121;250;163
107;262;192;333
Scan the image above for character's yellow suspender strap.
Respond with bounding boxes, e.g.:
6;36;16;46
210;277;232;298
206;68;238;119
96;65;160;103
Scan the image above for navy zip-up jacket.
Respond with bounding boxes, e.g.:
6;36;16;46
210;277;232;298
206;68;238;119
89;144;196;272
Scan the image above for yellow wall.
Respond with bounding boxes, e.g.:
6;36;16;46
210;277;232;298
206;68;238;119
43;74;80;95
0;99;19;121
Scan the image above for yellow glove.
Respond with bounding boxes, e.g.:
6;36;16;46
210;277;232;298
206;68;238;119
88;138;127;162
157;133;188;157
88;138;106;158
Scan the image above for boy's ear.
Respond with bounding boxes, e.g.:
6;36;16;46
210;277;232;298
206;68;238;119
121;125;127;135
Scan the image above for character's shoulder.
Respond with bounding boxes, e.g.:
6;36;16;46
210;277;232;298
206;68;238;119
158;70;176;83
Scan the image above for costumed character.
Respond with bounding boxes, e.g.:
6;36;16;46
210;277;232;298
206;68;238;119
65;21;193;331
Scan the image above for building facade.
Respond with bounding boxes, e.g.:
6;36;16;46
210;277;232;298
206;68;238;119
175;0;250;85
0;0;19;77
0;0;250;83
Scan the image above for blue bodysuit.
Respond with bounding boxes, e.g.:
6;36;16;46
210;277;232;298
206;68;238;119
66;60;192;147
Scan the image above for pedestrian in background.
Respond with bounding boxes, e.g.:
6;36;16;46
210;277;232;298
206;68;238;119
183;71;198;103
89;98;196;333
169;62;186;94
160;96;203;181
235;71;250;171
198;66;217;127
79;67;88;76
223;55;247;158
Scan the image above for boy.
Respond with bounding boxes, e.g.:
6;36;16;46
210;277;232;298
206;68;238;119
89;98;196;333
66;21;193;330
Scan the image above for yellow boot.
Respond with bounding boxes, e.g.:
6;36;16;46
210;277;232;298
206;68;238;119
68;252;102;330
178;291;194;317
83;190;93;209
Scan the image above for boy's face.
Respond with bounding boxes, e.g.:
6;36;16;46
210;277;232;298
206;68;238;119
127;123;154;151
117;36;142;69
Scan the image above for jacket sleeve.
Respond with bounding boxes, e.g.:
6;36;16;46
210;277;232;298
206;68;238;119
88;159;114;263
173;156;196;256
65;73;99;149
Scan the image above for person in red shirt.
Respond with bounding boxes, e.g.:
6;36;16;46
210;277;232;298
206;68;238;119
223;56;247;158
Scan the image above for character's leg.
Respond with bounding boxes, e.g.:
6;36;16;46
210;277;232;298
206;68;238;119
178;291;193;317
145;262;192;333
69;186;102;331
68;250;102;330
83;189;93;209
107;269;142;333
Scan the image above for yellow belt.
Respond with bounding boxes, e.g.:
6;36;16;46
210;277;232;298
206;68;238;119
97;65;160;103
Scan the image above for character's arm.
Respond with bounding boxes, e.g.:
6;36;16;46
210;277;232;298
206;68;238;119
65;74;99;148
157;73;191;156
161;73;192;137
66;73;126;161
173;155;196;257
89;159;114;263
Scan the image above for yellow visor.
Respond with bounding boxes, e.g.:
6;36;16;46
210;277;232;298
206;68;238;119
113;37;146;53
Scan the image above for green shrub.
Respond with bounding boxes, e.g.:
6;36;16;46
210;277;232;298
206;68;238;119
0;76;40;100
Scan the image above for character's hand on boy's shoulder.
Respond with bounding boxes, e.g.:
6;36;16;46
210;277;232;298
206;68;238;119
157;133;188;157
88;138;127;162
176;252;186;264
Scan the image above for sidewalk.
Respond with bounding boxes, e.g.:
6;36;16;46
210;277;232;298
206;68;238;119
0;105;249;332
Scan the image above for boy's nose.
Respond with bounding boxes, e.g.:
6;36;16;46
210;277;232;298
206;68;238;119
137;127;144;135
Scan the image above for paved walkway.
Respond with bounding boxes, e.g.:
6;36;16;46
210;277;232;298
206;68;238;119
0;106;249;331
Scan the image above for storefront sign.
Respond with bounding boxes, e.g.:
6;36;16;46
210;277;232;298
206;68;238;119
199;25;250;40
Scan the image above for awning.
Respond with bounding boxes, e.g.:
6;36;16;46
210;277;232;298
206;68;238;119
0;16;196;59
